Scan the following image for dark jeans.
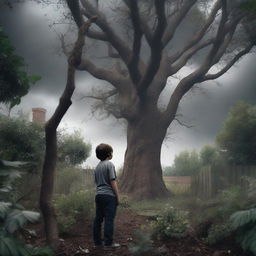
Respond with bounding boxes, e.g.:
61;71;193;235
93;194;117;246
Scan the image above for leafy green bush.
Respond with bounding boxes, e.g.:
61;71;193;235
0;160;53;256
55;165;85;195
204;222;232;245
216;186;244;219
230;208;256;255
152;205;189;240
54;190;94;233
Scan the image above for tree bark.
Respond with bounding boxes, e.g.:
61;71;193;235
39;15;95;249
120;110;171;199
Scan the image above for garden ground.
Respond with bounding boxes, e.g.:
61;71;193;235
26;207;248;256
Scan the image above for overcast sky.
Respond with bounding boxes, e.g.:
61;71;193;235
1;1;256;168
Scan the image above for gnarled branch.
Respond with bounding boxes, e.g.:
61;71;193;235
203;43;254;81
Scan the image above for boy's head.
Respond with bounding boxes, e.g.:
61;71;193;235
96;143;113;161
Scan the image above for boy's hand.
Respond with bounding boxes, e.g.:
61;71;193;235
110;179;120;205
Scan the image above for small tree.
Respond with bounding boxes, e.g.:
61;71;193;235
0;116;44;169
200;145;218;166
58;131;91;166
172;150;201;176
216;101;256;165
39;5;96;247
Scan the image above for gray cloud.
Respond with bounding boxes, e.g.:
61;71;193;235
1;2;256;167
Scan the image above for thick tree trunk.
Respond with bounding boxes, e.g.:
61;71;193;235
120;112;171;200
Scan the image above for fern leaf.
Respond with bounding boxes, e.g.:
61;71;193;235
230;208;256;229
239;226;256;255
5;209;40;233
0;202;11;219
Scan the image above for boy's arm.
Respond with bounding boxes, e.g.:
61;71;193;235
110;180;120;205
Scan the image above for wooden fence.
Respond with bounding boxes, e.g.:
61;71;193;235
191;165;256;199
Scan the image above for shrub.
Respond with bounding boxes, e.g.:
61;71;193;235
55;165;85;195
230;208;256;255
216;186;245;219
152;205;189;240
0;160;53;256
204;222;232;245
54;190;95;233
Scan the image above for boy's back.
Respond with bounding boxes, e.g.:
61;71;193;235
94;160;117;197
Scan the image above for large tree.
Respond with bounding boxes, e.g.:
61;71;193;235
66;0;256;199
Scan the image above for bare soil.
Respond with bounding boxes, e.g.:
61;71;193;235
25;209;249;256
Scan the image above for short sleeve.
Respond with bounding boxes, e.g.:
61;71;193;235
108;162;117;180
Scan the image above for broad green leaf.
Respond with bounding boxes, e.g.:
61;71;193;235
5;209;40;233
2;160;27;168
0;235;31;256
0;202;11;218
230;208;256;229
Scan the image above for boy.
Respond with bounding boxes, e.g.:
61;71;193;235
93;143;120;248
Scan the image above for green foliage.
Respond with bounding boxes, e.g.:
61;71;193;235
58;130;91;165
216;186;244;218
216;101;256;165
129;231;153;255
231;208;256;229
200;145;218;166
163;166;174;176
171;150;201;176
204;222;232;245
230;208;256;255
55;164;85;194
0;116;44;168
0;28;41;108
152;205;189;240
54;190;94;233
0;160;53;256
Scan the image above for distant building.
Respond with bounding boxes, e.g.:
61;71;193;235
32;108;46;124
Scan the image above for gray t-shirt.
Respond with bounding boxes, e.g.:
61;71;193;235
94;160;117;197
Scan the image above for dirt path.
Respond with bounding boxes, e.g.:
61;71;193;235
27;210;247;256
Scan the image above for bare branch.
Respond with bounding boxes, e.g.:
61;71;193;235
81;89;123;119
87;29;107;41
203;43;254;81
107;43;120;58
138;0;167;96
169;0;222;64
80;0;132;64
162;0;197;47
80;88;118;101
126;0;143;84
77;58;126;90
174;116;193;128
60;33;70;57
66;0;84;28
169;38;214;76
163;0;229;124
